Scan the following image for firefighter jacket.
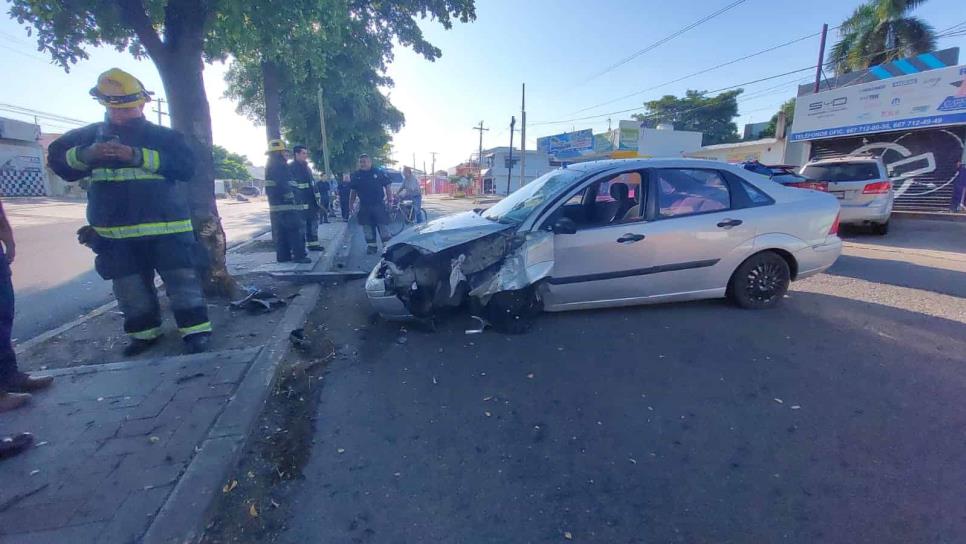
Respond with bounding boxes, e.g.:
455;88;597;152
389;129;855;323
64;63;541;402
289;160;320;210
48;118;196;239
265;158;302;213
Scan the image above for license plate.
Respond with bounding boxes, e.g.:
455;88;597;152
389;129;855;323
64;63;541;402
831;191;845;199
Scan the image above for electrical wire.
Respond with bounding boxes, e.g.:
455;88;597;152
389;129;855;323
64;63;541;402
580;0;749;84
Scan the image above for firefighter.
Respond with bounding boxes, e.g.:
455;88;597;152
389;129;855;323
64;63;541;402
47;68;211;356
290;145;323;250
265;140;310;263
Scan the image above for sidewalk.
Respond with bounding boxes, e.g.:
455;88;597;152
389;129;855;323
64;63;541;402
0;220;347;543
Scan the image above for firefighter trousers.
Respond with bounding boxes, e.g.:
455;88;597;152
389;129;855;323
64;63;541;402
270;211;306;262
94;233;211;340
304;207;321;250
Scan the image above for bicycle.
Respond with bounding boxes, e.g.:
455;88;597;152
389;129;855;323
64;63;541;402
386;195;427;236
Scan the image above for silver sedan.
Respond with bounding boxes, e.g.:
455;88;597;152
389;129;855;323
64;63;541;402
366;158;842;332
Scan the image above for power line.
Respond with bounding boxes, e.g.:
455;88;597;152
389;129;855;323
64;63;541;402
582;0;749;84
0;103;87;126
535;25;966;129
569;27;834;115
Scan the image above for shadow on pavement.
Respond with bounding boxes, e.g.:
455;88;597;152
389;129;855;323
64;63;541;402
279;287;966;544
826;254;966;298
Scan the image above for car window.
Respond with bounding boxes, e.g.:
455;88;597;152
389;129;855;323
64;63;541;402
654;169;731;219
737;180;773;206
580;171;644;228
481;168;581;225
802;162;879;181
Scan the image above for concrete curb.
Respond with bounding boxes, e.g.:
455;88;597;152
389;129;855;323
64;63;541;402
141;221;350;544
893;211;966;223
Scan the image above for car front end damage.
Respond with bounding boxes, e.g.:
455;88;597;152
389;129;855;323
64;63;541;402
365;215;554;330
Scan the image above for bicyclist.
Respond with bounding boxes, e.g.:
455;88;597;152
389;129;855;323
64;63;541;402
396;166;423;222
349;154;393;254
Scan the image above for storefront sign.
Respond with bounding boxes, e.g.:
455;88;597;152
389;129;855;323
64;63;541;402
790;64;966;141
536;129;594;159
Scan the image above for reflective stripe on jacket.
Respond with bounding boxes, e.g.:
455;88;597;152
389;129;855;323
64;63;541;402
48;118;196;239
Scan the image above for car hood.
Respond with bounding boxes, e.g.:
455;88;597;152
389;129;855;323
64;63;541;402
386;211;515;253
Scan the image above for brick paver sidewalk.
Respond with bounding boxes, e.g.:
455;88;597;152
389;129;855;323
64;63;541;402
0;349;260;543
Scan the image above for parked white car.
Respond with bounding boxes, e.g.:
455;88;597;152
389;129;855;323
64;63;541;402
366;159;842;331
800;156;893;235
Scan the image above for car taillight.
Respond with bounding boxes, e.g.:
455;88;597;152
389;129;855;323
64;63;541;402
829;212;840;236
788;181;828;192
862;181;891;194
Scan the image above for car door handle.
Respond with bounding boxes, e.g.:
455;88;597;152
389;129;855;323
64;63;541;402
617;233;646;243
717;219;743;228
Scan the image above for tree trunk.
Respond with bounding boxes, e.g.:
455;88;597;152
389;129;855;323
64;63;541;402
154;53;244;299
262;59;283;141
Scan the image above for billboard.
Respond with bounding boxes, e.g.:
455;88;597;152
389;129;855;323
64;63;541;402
790;64;966;142
536;129;594;159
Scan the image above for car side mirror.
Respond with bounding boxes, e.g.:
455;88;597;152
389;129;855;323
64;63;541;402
552;217;577;235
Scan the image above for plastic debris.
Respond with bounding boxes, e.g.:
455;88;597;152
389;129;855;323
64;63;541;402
249;503;259;517
564;531;573;540
223;480;238;494
231;288;287;314
774;398;784;404
148;436;160;444
791;405;801;410
337;448;345;454
29;469;40;476
465;315;489;334
484;411;492;417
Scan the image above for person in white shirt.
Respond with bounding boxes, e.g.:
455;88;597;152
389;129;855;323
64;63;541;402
396;166;423;222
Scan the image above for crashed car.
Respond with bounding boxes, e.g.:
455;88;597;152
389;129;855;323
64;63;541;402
366;158;842;332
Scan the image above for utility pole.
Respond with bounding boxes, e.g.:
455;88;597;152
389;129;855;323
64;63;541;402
472;121;488;194
506;116;516;195
152;97;169;127
317;86;332;179
813;23;829;94
520;83;527;187
412;152;416;171
429;151;438;184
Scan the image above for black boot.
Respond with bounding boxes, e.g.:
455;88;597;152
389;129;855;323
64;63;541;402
183;333;210;354
123;337;161;357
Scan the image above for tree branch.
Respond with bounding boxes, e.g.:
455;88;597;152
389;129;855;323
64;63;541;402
116;0;166;60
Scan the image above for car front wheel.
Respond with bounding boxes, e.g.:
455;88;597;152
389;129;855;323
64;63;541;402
728;252;790;309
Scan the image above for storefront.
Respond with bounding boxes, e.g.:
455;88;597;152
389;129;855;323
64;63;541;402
791;61;966;212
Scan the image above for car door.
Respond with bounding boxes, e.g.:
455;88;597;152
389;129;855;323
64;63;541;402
626;167;763;297
543;169;656;307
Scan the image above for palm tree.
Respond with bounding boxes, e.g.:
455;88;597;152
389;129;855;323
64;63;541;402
828;0;936;74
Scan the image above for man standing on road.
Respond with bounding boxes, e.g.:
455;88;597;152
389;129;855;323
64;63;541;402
950;160;966;213
48;68;211;356
349;154;393;254
290;145;323;251
338;174;352;222
265;140;310;263
397;166;423;222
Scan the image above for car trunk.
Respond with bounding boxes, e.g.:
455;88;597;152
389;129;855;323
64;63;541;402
802;162;886;206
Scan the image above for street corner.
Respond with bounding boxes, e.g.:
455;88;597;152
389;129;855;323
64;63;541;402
227;221;348;279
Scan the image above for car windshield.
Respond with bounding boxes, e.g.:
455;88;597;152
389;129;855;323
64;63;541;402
802;162;879;181
481;169;581;224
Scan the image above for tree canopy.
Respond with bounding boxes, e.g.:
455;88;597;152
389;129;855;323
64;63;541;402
758;98;796;139
633;89;743;146
212;145;252;180
828;0;936;74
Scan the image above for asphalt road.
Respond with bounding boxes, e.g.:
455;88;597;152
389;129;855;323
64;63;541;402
5;196;271;343
268;214;966;543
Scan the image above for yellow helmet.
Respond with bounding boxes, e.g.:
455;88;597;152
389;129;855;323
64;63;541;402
266;139;288;154
90;68;153;109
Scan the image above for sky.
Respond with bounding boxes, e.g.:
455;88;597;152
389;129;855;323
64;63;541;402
1;0;964;171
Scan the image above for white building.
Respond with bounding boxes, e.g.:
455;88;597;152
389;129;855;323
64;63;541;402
479;147;552;195
1;118;49;196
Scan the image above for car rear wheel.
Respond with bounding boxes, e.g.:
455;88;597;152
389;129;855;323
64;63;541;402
728;252;790;310
871;221;889;235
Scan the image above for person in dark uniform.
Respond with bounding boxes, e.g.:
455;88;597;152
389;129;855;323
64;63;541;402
290;145;323;250
265;140;309;263
48;68;211;355
338;173;352;221
349;154;392;254
317;176;332;224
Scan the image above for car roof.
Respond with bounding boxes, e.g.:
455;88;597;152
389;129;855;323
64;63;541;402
805;156;881;164
565;157;742;173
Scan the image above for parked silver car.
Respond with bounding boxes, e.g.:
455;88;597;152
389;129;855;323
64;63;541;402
366;159;842;331
800;156;893;235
